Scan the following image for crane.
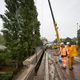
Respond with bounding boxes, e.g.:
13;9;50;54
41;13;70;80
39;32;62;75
48;0;60;43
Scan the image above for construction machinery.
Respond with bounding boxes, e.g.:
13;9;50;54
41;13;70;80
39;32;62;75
48;0;61;48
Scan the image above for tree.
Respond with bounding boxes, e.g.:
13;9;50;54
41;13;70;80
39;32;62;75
63;37;76;44
0;0;41;68
77;29;80;46
0;34;5;45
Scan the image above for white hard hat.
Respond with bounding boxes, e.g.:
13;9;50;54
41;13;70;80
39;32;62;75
66;42;70;45
60;42;64;45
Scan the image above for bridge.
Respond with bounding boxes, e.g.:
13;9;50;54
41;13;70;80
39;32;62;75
0;0;80;80
12;47;80;80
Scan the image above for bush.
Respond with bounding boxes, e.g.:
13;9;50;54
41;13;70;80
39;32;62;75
0;53;11;66
0;72;13;80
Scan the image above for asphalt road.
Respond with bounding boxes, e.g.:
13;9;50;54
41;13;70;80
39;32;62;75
51;49;80;80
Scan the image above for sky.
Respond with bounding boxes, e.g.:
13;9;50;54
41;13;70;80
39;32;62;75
35;0;80;41
0;0;6;34
0;0;80;41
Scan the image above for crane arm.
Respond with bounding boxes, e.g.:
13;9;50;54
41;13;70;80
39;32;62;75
48;0;60;42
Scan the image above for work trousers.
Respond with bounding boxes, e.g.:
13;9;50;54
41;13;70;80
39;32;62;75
68;57;74;69
61;57;66;68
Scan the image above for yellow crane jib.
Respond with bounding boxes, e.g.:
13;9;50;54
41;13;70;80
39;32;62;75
48;0;60;43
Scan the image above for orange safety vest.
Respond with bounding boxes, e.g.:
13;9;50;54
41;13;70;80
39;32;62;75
60;47;67;56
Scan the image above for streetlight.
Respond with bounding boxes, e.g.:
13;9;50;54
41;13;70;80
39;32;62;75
32;28;37;63
32;28;37;75
33;29;35;35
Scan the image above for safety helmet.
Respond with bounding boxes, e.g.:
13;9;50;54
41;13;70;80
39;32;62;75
60;42;64;47
60;42;64;45
60;42;64;46
66;42;70;45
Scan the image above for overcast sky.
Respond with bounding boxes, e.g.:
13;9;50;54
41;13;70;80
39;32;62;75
0;0;6;33
0;0;80;41
35;0;80;41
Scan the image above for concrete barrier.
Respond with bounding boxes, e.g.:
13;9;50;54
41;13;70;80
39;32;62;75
44;51;49;80
23;49;43;67
14;49;44;80
14;64;35;80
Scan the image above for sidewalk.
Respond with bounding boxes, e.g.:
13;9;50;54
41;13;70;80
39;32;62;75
74;56;80;62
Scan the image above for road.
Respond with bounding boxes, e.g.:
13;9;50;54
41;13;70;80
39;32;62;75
48;49;80;80
34;52;45;80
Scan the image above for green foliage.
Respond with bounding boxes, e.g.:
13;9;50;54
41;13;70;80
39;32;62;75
64;37;72;44
0;0;42;68
0;72;13;80
58;37;76;44
54;38;62;43
0;52;11;66
54;38;57;43
0;34;5;45
77;29;80;46
64;37;76;44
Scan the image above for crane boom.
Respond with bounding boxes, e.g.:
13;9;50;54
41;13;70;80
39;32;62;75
48;0;60;42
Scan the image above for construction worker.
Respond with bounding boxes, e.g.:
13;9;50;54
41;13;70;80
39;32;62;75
66;42;77;70
59;43;67;69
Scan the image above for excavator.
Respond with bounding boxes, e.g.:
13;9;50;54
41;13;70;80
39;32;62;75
48;0;61;49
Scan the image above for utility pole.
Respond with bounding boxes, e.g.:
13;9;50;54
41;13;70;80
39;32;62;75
48;0;60;43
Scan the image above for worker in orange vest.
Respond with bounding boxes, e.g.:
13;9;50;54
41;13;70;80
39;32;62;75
66;42;77;70
59;43;67;69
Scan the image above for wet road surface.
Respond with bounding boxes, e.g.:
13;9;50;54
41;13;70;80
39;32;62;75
34;53;45;80
49;49;80;80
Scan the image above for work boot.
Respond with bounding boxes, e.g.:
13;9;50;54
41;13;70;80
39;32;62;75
69;67;73;70
62;66;66;69
63;67;66;69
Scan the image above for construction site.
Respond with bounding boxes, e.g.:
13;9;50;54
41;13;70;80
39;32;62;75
0;0;80;80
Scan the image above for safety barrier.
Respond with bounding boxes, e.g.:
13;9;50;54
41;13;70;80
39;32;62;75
44;51;49;80
14;48;44;80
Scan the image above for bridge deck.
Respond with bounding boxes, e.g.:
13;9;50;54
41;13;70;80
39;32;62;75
34;53;45;80
48;49;80;80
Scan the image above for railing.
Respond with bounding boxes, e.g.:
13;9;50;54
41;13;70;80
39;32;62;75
14;47;45;80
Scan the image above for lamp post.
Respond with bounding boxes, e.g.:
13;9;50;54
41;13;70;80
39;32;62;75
32;29;37;63
33;28;37;75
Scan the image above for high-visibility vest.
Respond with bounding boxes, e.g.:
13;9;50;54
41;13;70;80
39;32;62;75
66;46;71;55
70;45;77;57
60;47;67;56
66;45;77;57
